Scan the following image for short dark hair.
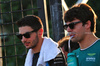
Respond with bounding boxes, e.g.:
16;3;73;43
63;3;97;33
16;15;43;30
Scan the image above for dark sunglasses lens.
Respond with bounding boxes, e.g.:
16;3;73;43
16;34;22;39
63;25;68;29
63;24;74;29
16;33;31;39
24;33;30;38
69;23;74;29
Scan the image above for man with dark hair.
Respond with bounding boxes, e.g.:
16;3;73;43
63;3;100;66
16;15;67;66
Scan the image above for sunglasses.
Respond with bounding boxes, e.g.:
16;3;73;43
63;21;82;29
16;29;38;39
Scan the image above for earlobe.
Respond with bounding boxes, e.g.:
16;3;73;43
38;28;43;36
85;20;91;29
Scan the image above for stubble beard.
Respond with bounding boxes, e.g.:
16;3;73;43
71;34;84;44
28;34;39;49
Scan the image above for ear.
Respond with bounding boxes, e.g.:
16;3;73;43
85;20;91;29
38;28;43;36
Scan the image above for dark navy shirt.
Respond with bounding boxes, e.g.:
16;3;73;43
32;52;40;66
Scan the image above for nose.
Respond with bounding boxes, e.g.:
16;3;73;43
21;36;27;42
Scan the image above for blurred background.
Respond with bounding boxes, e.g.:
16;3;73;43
0;0;100;66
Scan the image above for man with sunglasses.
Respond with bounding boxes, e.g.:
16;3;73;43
63;3;100;66
16;15;67;66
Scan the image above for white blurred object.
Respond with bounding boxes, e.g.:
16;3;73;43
62;0;88;11
76;0;88;5
62;0;69;11
68;36;74;53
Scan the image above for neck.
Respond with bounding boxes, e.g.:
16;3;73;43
32;38;44;54
79;33;98;49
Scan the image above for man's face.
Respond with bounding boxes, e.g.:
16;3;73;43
18;26;39;49
64;19;86;43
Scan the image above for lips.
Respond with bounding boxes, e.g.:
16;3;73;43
68;33;75;37
25;43;29;46
67;32;76;37
24;42;30;46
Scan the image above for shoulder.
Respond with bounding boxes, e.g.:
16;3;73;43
96;39;100;44
91;39;100;49
91;39;100;51
72;48;80;53
48;48;67;66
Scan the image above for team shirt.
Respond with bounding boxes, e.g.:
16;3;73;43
73;39;100;66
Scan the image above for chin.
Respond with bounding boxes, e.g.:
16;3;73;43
71;39;76;42
25;46;30;49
